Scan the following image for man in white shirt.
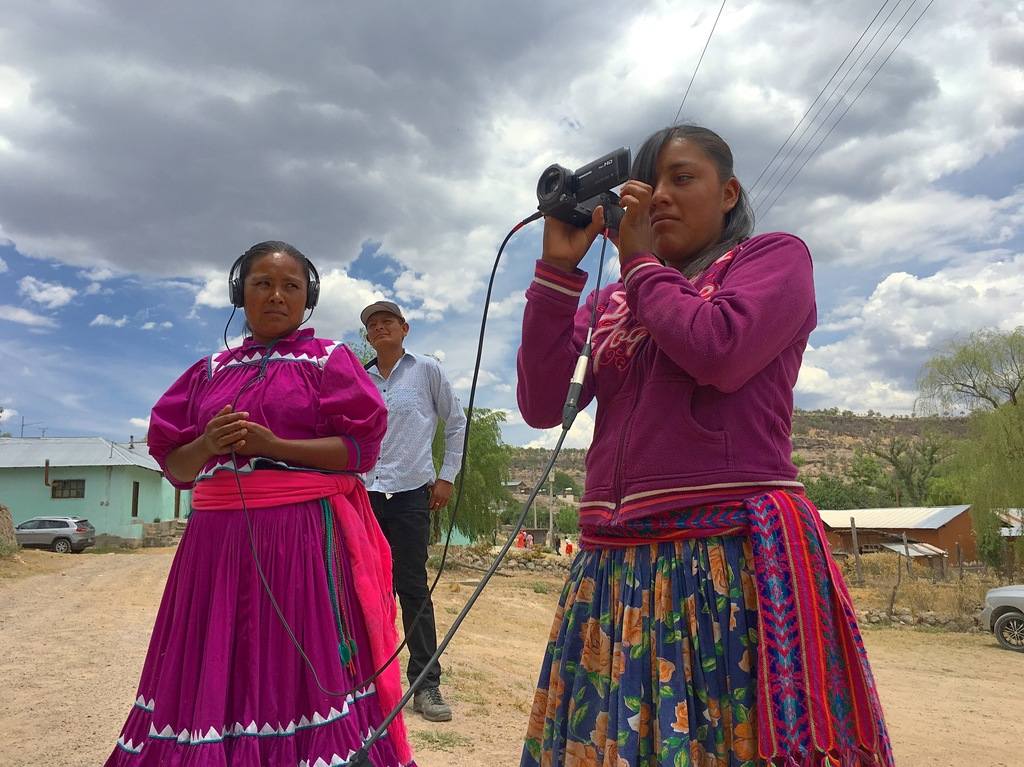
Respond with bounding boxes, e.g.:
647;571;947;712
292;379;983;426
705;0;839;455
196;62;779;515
361;300;466;722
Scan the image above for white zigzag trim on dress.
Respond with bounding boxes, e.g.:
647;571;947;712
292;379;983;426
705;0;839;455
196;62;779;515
138;684;378;747
133;694;155;712
318;341;339;368
297;727;402;767
116;736;144;754
210;349;326;377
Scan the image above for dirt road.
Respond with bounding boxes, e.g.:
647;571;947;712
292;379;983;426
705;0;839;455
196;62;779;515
0;549;1020;767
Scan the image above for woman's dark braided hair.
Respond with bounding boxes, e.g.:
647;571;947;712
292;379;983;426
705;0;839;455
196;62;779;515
631;125;755;279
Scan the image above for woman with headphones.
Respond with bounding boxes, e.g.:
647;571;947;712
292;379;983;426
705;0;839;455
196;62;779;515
104;241;415;767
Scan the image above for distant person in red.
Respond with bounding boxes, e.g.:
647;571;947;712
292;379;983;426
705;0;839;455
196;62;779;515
516;530;527;548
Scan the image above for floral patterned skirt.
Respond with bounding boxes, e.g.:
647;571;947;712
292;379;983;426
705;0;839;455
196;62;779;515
522;537;760;767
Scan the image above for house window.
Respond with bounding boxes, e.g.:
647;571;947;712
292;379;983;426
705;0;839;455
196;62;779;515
51;479;85;499
131;481;140;518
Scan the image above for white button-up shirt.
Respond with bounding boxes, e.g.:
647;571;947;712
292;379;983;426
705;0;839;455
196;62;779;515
364;351;467;493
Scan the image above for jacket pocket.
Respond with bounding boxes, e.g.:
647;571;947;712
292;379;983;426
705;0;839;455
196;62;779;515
624;376;731;481
582;392;628;494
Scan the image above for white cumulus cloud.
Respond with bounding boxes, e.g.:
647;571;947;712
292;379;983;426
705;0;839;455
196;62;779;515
17;275;77;309
90;314;128;327
0;304;57;328
799;249;1024;413
525;409;595;450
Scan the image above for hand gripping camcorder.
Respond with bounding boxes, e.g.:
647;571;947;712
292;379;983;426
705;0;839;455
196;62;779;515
536;147;631;231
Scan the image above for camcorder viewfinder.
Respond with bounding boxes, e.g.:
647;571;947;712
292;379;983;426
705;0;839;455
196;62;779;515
536;147;631;231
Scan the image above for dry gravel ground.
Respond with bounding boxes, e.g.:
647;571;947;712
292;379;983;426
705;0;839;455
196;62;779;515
0;548;1021;767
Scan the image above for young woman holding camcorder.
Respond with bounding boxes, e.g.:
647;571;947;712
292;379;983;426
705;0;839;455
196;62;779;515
518;125;894;767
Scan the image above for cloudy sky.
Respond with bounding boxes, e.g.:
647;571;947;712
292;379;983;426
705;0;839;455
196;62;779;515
1;0;1022;449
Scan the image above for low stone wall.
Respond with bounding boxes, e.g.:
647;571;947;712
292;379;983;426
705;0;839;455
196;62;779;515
142;519;188;548
858;606;982;632
433;547;572;576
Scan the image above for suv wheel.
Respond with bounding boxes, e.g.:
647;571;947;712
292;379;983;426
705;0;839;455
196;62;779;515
52;538;72;554
994;612;1024;652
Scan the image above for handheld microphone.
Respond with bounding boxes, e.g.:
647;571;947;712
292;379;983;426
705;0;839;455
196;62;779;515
562;223;614;431
562;336;591;430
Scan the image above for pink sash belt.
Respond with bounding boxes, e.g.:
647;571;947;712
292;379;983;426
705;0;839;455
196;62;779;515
193;470;411;764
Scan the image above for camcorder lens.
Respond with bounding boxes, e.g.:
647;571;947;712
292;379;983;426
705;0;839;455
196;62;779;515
537;165;569;204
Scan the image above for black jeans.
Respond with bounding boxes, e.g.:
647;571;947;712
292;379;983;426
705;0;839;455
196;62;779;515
368;485;440;689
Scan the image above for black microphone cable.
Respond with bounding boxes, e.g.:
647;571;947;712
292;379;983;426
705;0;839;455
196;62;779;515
218;303;365;700
211;213;611;759
350;225;613;767
211;213;552;704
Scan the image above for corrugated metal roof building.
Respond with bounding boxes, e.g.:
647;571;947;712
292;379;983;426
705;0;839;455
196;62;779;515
0;437;187;541
995;509;1023;539
818;505;976;562
0;437;161;471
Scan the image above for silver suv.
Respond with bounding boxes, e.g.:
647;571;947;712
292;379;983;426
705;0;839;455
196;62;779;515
14;516;96;554
981;585;1024;652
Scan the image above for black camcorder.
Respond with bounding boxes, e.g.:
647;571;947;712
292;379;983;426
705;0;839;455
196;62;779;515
536;147;631;231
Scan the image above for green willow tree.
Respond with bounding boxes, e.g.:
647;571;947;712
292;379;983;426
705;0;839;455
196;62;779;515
951;403;1024;566
917;327;1024;565
431;407;511;543
919;327;1024;412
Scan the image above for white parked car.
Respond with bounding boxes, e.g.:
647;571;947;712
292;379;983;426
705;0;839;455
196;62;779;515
14;516;96;554
981;585;1024;652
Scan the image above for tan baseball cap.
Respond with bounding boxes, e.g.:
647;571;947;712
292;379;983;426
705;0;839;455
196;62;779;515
360;300;406;326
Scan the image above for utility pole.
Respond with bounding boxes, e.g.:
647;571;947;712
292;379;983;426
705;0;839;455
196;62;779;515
20;417;44;438
850;516;864;586
548;475;555;549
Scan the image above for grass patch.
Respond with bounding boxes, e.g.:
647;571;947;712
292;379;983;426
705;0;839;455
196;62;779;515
411;730;471;752
82;546;139;555
531;581;552;594
0;540;19;558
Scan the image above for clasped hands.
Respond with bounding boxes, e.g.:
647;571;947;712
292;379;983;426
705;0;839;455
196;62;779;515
201;404;278;457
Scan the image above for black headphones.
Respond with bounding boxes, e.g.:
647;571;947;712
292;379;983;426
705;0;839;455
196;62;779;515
228;247;321;310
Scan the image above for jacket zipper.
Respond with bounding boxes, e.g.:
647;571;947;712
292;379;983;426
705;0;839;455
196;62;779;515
612;381;643;515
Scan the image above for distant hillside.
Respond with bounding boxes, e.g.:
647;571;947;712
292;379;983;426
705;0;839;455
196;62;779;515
790;409;968;478
507;410;970;490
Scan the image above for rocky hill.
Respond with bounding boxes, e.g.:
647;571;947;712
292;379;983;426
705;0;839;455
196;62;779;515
508;409;971;491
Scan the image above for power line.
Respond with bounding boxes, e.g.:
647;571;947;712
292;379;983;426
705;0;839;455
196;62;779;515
753;0;918;213
673;0;728;123
748;0;896;199
758;0;935;221
750;0;909;208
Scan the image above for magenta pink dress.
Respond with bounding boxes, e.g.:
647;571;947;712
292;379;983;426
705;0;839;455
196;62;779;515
103;328;416;767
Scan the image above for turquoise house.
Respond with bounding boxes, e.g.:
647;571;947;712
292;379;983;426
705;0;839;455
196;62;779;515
0;437;188;541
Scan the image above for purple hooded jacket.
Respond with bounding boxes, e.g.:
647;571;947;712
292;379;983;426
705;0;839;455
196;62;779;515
517;232;816;527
